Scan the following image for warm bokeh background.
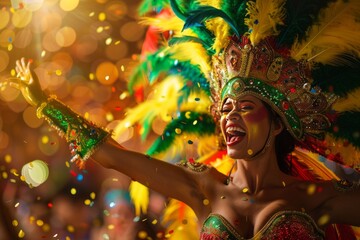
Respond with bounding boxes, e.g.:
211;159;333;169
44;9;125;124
0;0;167;239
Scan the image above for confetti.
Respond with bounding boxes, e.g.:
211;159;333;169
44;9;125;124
317;214;330;226
307;184;317;195
18;230;25;238
12;220;18;226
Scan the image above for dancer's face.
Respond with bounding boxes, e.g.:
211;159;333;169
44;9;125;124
220;95;273;159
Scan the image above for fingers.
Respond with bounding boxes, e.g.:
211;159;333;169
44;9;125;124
2;78;23;90
15;58;33;82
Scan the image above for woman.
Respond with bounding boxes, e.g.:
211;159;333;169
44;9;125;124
4;0;360;239
6;56;360;239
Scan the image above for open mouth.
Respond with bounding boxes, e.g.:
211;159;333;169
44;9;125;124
226;126;246;146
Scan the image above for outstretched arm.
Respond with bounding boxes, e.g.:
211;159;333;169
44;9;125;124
92;138;212;217
322;180;360;226
4;58;212;218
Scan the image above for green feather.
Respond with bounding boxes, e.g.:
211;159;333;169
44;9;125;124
312;61;360;97
221;0;248;36
277;0;333;47
128;47;210;106
169;36;213;53
328;112;360;148
128;50;175;94
138;0;169;15
183;6;240;37
169;0;215;53
146;112;216;156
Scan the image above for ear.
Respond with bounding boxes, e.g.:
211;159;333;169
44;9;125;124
272;117;284;136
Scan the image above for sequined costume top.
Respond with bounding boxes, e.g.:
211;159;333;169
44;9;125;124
200;211;325;240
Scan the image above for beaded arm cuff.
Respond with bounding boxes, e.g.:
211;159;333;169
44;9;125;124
332;179;360;192
176;160;209;172
37;96;110;168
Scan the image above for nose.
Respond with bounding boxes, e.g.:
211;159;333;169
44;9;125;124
226;109;241;121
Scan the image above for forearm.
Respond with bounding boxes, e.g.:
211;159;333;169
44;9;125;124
35;96;205;206
37;96;111;168
92;137;202;202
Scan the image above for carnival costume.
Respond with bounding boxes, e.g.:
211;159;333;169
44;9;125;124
23;0;360;239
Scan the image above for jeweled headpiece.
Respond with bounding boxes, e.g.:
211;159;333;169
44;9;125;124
211;36;337;140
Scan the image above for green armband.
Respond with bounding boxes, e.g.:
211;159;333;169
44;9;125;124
37;96;110;168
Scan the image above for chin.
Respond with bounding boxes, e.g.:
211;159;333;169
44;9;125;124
227;148;246;159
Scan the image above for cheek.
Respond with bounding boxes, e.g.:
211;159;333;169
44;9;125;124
243;106;269;139
220;115;227;134
243;106;268;123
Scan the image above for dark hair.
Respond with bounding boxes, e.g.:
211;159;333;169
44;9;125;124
275;128;295;174
263;102;295;174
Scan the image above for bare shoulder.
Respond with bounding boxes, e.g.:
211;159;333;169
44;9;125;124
176;161;228;218
293;179;360;226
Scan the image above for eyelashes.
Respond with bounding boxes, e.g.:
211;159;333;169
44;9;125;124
220;105;254;114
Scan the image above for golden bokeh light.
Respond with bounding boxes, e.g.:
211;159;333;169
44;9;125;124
42;31;61;52
59;0;79;12
11;8;33;28
74;35;98;60
13;28;33;48
95;61;119;85
0;29;15;48
0;131;9;149
0;50;10;72
24;0;44;12
38;134;60;156
56;26;77;47
105;2;128;21
52;52;74;73
39;12;63;33
0;9;10;30
105;41;128;61
120;21;145;42
23;106;44;129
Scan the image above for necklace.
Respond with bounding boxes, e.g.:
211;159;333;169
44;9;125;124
225;162;236;185
225;162;251;194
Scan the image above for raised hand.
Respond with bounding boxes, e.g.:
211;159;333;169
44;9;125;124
2;58;47;106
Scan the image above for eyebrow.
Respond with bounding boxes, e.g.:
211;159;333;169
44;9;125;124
224;99;256;105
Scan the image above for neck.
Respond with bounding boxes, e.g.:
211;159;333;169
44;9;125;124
231;146;288;194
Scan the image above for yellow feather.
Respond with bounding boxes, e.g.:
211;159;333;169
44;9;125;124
112;76;182;141
162;199;199;240
323;135;360;167
180;91;212;113
153;133;217;162
245;0;286;45
332;88;360;112
291;0;360;64
206;18;231;54
196;0;230;53
209;154;235;175
197;0;221;8
139;16;184;33
129;181;149;216
197;135;219;156
293;148;339;180
167;42;211;75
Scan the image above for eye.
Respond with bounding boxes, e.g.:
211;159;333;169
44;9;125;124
220;108;231;114
239;103;254;111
